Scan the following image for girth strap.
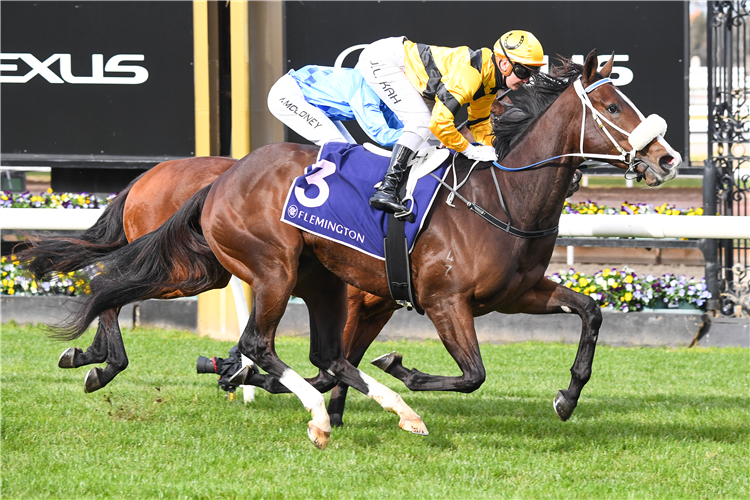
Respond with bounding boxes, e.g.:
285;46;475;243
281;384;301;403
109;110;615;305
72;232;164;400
384;169;424;314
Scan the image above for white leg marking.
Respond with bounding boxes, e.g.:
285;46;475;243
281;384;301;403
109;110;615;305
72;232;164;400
357;370;428;435
279;368;331;433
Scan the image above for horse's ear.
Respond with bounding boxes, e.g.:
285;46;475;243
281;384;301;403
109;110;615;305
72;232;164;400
582;49;598;85
599;52;615;78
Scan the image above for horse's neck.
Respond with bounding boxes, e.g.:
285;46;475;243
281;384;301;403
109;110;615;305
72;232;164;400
487;92;582;230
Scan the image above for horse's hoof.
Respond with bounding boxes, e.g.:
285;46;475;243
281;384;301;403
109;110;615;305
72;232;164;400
371;351;402;373
307;422;331;450
58;347;82;369
553;390;577;421
227;365;254;386
84;368;103;393
399;416;429;436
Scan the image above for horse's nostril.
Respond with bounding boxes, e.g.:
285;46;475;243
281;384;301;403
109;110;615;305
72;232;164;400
659;155;675;169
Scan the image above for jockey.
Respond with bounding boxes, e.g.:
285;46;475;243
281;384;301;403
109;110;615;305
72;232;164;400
267;65;404;147
357;30;545;215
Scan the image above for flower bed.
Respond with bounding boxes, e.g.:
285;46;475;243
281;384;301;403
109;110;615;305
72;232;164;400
548;268;711;312
1;255;90;296
2;190;703;216
1;189;115;209
2;253;710;312
563;200;704;216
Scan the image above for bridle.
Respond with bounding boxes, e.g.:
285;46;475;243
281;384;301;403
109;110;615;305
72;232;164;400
430;76;669;239
492;76;668;183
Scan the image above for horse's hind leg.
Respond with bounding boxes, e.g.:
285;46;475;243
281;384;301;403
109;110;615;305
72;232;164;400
58;315;109;369
58;307;128;392
327;289;396;427
504;277;602;421
296;268;427;436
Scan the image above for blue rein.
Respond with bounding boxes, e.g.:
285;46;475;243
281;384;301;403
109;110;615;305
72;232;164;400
491;77;614;173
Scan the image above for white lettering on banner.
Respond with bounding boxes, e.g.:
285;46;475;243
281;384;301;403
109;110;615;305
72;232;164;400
0;53;149;84
334;44;635;87
571;54;633;86
295;160;336;208
294;210;366;244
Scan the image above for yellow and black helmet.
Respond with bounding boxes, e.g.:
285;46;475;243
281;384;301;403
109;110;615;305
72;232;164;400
493;30;545;67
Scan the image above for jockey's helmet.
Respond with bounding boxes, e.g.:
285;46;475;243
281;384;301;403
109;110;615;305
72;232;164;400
494;30;545;69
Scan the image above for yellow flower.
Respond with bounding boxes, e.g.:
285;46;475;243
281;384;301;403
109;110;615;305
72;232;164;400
603;269;610;277
564;281;573;288
624;292;633;302
696;208;704;215
68;286;75;293
624;275;633;284
0;256;6;264
47;188;54;193
8;288;15;295
579;278;588;287
588;285;597;293
573;286;581;292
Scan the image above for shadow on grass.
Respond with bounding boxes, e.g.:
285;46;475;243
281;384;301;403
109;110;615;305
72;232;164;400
331;389;749;449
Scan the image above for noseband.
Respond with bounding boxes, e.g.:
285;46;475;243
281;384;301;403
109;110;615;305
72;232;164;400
573;77;667;182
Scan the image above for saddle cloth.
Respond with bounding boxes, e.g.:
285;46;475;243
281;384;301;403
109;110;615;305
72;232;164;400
281;142;450;260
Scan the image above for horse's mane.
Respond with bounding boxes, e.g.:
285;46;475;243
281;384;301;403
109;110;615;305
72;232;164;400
492;59;585;162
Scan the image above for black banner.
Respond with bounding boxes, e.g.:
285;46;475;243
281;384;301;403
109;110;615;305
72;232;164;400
284;1;688;156
1;1;195;164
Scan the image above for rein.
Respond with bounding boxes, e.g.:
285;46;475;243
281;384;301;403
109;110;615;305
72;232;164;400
430;156;559;239
491;77;667;182
428;76;667;239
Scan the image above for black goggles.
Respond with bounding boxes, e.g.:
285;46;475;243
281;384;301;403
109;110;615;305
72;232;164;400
510;62;539;80
497;40;539;80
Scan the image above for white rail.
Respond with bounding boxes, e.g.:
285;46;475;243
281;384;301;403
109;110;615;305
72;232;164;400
2;209;749;239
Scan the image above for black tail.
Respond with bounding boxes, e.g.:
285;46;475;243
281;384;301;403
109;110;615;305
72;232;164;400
16;175;142;279
53;184;227;341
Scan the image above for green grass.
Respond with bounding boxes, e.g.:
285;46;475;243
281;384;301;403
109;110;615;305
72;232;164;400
583;176;703;189
2;322;748;499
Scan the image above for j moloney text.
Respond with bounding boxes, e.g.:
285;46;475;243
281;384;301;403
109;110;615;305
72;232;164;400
287;206;366;244
278;98;323;129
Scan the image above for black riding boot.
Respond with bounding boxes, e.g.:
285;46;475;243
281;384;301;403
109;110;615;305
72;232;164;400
369;145;416;214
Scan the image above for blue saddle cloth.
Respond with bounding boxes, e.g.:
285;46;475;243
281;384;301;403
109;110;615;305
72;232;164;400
281;142;450;260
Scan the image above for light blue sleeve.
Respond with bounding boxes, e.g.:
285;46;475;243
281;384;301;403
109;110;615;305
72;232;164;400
348;77;404;147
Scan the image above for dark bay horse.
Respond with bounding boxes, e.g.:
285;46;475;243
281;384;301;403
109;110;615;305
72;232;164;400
53;52;681;449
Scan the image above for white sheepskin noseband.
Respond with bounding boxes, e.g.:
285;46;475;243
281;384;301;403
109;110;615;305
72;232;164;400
628;114;667;151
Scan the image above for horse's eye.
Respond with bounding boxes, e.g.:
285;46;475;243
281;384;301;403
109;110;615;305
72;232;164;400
606;104;620;114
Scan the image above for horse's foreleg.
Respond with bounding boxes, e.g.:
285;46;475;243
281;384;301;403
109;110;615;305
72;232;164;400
371;297;487;394
299;269;427;436
504;277;602;421
82;307;129;393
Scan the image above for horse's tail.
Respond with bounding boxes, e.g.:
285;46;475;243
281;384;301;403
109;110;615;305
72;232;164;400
53;184;225;341
16;176;139;279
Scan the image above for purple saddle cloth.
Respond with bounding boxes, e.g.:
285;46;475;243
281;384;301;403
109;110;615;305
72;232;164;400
281;142;449;260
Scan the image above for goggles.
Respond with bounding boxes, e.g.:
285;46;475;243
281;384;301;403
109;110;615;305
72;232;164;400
497;41;540;80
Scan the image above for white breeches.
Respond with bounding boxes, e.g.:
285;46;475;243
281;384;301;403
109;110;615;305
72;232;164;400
356;37;434;151
267;74;355;146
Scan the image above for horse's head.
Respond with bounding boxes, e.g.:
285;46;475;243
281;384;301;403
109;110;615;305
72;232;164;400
577;50;682;187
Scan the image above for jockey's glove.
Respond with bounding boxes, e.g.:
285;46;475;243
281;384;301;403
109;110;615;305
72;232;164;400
461;143;498;162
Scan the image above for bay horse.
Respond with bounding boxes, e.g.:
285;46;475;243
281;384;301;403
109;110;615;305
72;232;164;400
18;157;237;391
53;51;681;449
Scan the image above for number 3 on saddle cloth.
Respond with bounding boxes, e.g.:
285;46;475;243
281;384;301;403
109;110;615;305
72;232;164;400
281;141;450;276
